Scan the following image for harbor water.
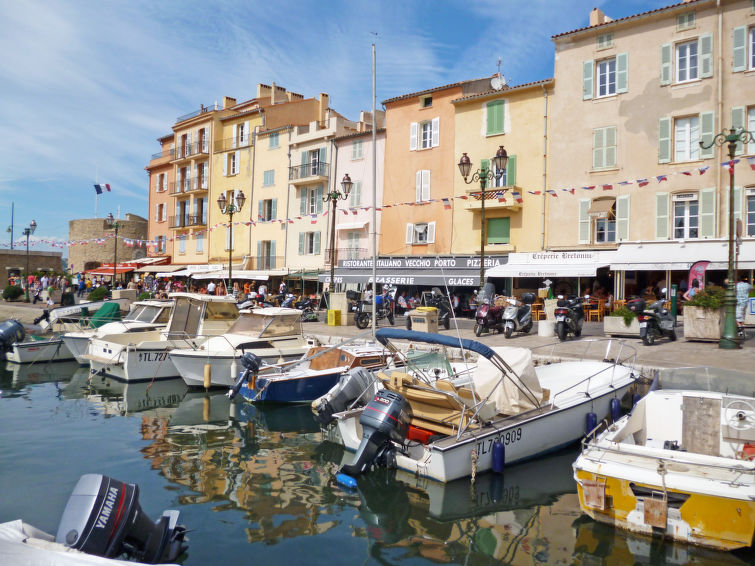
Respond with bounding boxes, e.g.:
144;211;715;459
1;361;753;565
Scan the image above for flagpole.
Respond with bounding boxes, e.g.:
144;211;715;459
371;39;377;338
95;166;99;218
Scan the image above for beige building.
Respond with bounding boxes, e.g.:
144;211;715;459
546;0;755;297
145;133;175;258
1;249;63;288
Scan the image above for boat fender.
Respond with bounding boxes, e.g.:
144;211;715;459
230;358;237;383
492;441;505;474
610;398;621;423
585;412;598;436
203;363;212;389
336;473;357;490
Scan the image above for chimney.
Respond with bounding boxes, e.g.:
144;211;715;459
590;7;612;26
257;83;271;100
319;93;329;123
222;96;236;109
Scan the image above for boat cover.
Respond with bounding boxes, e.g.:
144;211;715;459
0;520;178;566
374;328;496;360
86;302;122;329
471;346;544;414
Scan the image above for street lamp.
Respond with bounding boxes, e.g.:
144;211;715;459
23;220;37;302
700;127;754;349
457;146;508;286
106;213;122;291
217;190;246;293
324;174;353;301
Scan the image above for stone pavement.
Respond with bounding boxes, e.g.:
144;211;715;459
2;301;753;374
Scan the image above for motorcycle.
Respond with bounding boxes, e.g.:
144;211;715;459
355;289;395;330
473;283;505;337
295;297;318;322
553;295;585;341
405;287;452;331
501;293;535;338
628;294;677;345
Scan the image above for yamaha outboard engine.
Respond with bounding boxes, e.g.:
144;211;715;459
56;474;187;564
0;319;25;351
339;390;410;476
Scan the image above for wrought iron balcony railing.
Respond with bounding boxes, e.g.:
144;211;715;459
289;162;329;181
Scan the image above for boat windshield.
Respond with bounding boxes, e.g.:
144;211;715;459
125;305;146;321
227;313;302;337
404;349;455;380
658;367;755;398
479;282;496;304
126;305;171;323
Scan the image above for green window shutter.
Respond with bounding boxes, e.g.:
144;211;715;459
505;155;516;186
583;60;594;100
258;200;263;220
314;231;321;254
271;198;277;220
731;106;746;155
605;127;616;168
616;195;630;241
298;233;305;255
724;186;744;237
486;101;505;135
487;217;510;244
300;189;307;215
578;199;590;244
593;128;606;170
270;240;276;268
658;117;671;163
616;53;628;93
699;34;713;78
480;159;490;178
316;185;323;213
700;111;716;158
655;192;669;239
256;241;262;267
301;151;307;176
700;187;716;238
660;43;672;85
319;147;326;170
733;26;747;72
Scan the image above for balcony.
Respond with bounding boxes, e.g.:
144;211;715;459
176;104;216;123
289;162;329;185
169;214;206;229
214;137;253;152
325;247;369;263
464;187;522;211
172;141;210;163
150;148;175;162
169;177;208;195
186;214;207;227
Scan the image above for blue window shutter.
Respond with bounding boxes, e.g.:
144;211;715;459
660;44;672;85
733;26;747;72
616;53;628;93
314;231;321;254
300;189;307;215
316;185;323;214
658;117;671;163
270;240;276;268
298;233;305;255
583;60;594;100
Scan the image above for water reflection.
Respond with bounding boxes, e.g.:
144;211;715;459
3;360;79;389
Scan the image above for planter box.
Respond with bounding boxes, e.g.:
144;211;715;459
604;316;640;336
746;298;755;326
683;305;724;341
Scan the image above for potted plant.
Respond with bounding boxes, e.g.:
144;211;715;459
682;285;725;341
604;306;640;336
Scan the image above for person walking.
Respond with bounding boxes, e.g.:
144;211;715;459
736;274;752;336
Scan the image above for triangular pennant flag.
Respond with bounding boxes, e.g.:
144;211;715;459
656;175;668;183
637;179;649;187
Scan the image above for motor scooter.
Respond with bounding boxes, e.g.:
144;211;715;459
474;283;505;337
501;293;535;338
628;293;677;345
553;295;585;341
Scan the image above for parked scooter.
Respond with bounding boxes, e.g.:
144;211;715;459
502;293;535;338
295;296;318;322
628;293;677;345
553;295;585;341
355;287;395;329
474;283;505;337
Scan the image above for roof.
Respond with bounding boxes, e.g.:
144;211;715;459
552;0;709;40
219;107;263;122
382;76;491;105
334;128;386;142
451;78;554;104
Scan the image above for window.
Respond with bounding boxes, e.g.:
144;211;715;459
224;151;239;176
583;55;627;100
258;240;276;269
673;192;699;239
300;186;323;216
351;140;363;159
350;181;362;208
347;232;361;259
750;107;755;155
597;33;613;49
155;203;165;222
658;112;714;163
481;155;517;188
259;198;276;221
178;234;186;254
486;100;505;135
193;197;205;224
420;95;432;108
195;233;204;253
263;170;275;186
595;217;616;243
299;231;321;255
269;132;279;149
409;117;439;150
674;116;700;162
580;196;629;244
676;12;695;31
155;236;165;254
487;217;510;244
661;36;712;84
593;126;617;169
405;222;436;244
415;170;430;202
237;122;246;147
747;189;755;236
198;163;207;189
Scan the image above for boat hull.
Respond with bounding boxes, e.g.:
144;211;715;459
6;338;74;363
60;334;90;365
241;369;345;403
88;341;180;383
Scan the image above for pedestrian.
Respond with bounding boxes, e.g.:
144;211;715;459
683;278;700;301
736;274;752;334
232;282;240;300
207;280;216;295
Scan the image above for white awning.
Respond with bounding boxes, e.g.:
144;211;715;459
157;269;193;277
137;264;181;273
191;270;269;281
486;263;605;278
609;240;755;271
336;221;368;231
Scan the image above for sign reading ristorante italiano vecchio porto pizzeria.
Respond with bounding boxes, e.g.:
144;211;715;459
337;255;506;270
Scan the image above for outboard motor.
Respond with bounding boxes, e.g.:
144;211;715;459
56;474;187;564
228;352;262;400
0;319;25;350
312;367;378;425
339;390;410;476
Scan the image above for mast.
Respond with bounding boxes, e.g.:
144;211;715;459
371;41;377;338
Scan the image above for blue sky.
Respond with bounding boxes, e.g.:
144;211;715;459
0;0;666;255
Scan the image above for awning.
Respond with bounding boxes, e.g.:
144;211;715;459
336;221;368;231
319;270;480;287
588;198;615;218
486;263;606;278
85;266;135;276
135;264;182;273
191;270;269;281
609;240;755;271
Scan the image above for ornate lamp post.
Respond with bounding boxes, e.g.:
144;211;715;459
700;127;754;349
457;146;508;286
324;174;353;301
23;219;37;302
217;190;246;293
106;213;122;290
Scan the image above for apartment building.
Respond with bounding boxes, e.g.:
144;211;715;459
145;134;175;258
547;0;755;297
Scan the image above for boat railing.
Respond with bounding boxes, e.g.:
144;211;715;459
549;362;637;408
530;337;638;369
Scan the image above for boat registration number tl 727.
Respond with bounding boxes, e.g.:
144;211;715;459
137;351;169;363
476;427;522;455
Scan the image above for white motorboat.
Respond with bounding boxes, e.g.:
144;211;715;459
62;299;173;365
5;335;75;363
169;307;313;388
573;366;755;551
85;293;239;383
335;328;641;483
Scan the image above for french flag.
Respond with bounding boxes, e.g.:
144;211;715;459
93;183;111;194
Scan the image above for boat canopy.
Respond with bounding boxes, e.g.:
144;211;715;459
86;302;122;329
472;346;544;414
374;328;497;360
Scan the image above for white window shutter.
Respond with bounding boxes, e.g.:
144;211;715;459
658;117;671;163
583;60;594;100
162;206;167;222
410;122;418;151
699;34;713;78
431;117;440;147
578;199;590;244
405;223;414;244
422;170;430;201
203;127;209;152
415;170;422;202
234;150;240;174
223;155;228;176
155;204;159;222
232;124;237;148
616;195;630;241
244;121;250;144
732;26;747;72
427;221;436;244
655;192;669;239
660;44;672;85
616;53;628;93
700;187;716;238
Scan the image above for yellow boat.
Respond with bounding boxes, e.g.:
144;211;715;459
573;367;755;550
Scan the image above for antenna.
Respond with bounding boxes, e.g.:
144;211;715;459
491;57;506;90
